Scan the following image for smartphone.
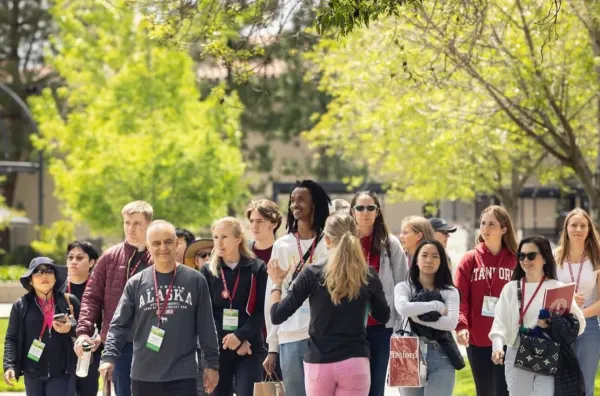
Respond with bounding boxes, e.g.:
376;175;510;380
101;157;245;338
53;313;68;323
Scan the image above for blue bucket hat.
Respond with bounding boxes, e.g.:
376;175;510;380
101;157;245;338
19;257;68;291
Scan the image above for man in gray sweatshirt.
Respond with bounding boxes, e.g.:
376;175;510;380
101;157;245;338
99;220;220;396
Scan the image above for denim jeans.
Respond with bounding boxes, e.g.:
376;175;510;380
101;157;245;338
399;342;455;396
280;339;309;396
113;342;133;396
367;325;392;396
575;316;600;396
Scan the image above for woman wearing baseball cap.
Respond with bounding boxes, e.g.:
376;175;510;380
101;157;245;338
3;257;80;395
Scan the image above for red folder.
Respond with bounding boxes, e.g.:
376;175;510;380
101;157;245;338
543;283;576;315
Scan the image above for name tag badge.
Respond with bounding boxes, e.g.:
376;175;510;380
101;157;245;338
27;339;45;362
146;326;165;352
481;296;499;317
223;309;239;331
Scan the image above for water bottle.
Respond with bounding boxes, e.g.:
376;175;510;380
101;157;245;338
76;341;92;378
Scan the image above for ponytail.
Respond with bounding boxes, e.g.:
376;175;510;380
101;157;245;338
323;217;369;305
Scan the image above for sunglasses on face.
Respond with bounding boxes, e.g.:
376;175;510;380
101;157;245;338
354;205;378;212
517;252;539;261
33;268;55;276
196;252;211;259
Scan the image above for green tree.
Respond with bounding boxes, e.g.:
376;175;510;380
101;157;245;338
29;0;247;236
303;13;572;221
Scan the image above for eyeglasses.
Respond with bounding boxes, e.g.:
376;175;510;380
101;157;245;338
517;252;539;261
33;268;55;276
196;252;211;259
354;205;378;212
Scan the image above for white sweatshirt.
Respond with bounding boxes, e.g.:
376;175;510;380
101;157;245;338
489;279;586;353
264;233;329;353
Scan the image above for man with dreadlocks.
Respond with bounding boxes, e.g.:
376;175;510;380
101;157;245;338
264;180;331;396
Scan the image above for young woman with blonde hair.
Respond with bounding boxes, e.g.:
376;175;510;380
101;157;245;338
199;217;268;396
455;205;518;396
554;208;600;396
268;213;390;396
399;216;436;264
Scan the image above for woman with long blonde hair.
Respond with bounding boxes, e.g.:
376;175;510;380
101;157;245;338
554;208;600;396
268;213;390;396
455;205;518;396
199;217;268;396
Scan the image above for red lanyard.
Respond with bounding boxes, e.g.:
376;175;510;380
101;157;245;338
295;233;317;267
220;267;241;308
519;277;545;325
362;236;373;263
567;256;585;293
129;252;144;279
38;298;53;340
153;265;177;326
475;252;501;296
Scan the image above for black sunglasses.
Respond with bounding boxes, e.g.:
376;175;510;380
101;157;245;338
517;252;539;261
196;252;211;259
354;205;378;212
33;268;55;276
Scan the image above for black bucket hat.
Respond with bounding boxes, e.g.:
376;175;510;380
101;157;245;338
20;257;68;291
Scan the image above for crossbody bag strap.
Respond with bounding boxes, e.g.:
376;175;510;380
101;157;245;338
64;293;75;317
291;233;323;283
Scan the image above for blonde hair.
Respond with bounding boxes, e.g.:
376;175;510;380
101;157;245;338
208;217;255;276
323;213;369;305
121;200;153;222
401;216;436;241
556;208;600;270
476;205;518;254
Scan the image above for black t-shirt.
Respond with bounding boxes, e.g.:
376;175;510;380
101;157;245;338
270;262;391;363
129;250;146;278
67;279;102;333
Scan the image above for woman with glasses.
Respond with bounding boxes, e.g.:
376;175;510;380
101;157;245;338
554;209;600;396
455;205;517;396
350;191;408;396
3;257;80;396
490;235;586;396
184;238;214;270
399;217;436;265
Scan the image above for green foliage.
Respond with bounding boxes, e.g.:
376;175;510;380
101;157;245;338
29;0;247;235
303;0;593;214
0;265;28;282
30;220;75;263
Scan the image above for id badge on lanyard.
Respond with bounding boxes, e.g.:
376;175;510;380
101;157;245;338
481;296;498;317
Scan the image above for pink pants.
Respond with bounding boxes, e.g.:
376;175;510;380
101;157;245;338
303;357;370;396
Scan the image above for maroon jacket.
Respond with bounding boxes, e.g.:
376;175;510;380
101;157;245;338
76;241;152;341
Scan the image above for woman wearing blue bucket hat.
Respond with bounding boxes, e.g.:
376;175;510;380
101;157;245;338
2;257;80;395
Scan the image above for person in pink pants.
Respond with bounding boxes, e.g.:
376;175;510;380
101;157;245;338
267;213;390;396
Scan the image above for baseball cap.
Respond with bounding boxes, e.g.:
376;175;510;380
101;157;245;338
428;218;457;233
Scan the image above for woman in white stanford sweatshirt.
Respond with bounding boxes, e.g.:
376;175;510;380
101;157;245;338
489;235;586;396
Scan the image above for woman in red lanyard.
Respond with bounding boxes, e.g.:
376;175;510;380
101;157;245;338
3;257;80;396
350;190;408;396
455;205;517;396
199;217;268;396
554;208;600;396
490;235;586;396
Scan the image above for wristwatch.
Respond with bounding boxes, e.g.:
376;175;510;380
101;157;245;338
271;284;282;293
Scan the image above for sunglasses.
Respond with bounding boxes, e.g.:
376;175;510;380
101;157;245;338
196;252;211;259
33;268;55;276
354;205;378;212
517;252;539;261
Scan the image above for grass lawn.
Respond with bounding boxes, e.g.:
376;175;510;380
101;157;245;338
0;317;598;393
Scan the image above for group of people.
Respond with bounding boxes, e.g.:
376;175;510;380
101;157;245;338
0;179;598;396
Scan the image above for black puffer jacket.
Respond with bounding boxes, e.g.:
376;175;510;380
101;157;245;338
3;290;80;380
543;313;585;396
408;289;465;370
